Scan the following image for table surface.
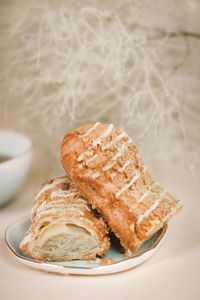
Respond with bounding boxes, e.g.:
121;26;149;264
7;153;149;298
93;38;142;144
1;170;200;300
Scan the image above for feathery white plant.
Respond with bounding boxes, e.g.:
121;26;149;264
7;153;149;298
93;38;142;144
0;0;199;179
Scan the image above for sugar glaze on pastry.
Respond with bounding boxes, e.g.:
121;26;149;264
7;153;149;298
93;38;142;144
20;176;110;262
61;121;182;253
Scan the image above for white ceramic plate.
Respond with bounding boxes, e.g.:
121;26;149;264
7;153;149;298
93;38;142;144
5;217;167;275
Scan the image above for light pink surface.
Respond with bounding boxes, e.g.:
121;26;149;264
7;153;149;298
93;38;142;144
0;171;200;300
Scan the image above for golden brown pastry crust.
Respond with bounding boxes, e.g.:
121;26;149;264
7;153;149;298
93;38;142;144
61;121;182;253
20;176;110;261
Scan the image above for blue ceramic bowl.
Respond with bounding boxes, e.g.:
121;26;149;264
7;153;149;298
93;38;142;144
0;130;32;206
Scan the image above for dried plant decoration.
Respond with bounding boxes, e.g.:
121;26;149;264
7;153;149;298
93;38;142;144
0;0;199;179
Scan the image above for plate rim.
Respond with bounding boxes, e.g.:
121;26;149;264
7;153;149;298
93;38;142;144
5;216;168;271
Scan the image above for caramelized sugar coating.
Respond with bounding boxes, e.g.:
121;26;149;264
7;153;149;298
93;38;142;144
61;122;182;253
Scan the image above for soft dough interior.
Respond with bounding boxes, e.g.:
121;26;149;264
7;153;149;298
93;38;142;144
35;223;99;259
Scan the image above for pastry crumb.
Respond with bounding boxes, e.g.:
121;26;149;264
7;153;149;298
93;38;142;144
100;257;113;265
123;249;133;257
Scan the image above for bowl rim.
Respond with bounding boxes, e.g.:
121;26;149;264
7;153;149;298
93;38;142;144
0;129;33;166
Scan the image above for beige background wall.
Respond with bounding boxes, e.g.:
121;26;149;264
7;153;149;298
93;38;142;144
0;1;200;299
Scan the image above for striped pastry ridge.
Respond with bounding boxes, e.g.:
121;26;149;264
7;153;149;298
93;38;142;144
35;196;90;218
77;123;133;179
121;176;167;225
81;122;100;138
115;166;148;198
35;177;69;201
137;190;150;203
77;123;150;206
116;168;151;217
110;159;131;178
36;204;85;218
77;123;114;161
129;181;150;204
128;182;168;226
78;123;128;160
77;122;164;226
34;187;97;226
102;139;132;171
51;190;77;198
34;186;90;217
81;137;132;175
32;177;70;217
137;189;167;224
